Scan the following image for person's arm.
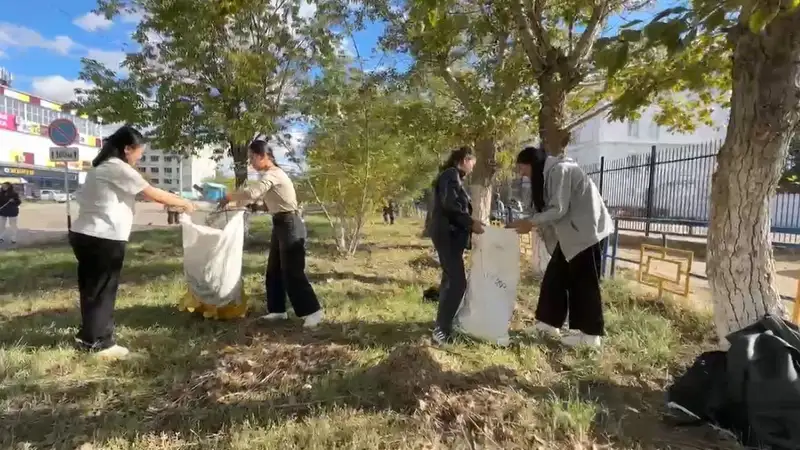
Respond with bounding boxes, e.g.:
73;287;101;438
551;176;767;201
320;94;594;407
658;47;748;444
529;165;571;226
13;193;21;205
437;169;473;231
142;186;193;210
223;174;275;205
103;161;193;211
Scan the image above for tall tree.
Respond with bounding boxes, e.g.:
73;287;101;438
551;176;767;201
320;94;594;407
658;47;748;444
72;0;344;187
296;58;452;255
509;0;727;155
621;1;800;345
372;0;538;221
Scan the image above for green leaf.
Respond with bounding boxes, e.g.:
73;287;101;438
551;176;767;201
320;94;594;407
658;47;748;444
608;43;630;78
620;19;643;29
620;29;642;43
427;9;439;26
705;8;728;31
748;8;779;34
652;7;689;22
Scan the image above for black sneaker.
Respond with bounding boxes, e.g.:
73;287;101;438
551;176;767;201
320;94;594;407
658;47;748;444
432;327;454;345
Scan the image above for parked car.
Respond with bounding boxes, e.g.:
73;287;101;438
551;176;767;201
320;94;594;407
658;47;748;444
40;189;68;203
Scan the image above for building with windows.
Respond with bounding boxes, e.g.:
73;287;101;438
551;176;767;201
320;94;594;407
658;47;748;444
135;146;218;196
0;68;102;195
565;103;728;166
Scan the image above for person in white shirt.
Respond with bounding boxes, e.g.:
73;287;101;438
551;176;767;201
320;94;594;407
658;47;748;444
70;126;195;359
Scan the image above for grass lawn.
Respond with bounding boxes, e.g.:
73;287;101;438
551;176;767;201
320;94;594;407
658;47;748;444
0;215;739;449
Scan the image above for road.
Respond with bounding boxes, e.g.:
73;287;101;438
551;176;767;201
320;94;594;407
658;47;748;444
0;201;209;247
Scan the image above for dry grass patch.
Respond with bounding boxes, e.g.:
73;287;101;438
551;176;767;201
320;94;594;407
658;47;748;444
0;215;740;449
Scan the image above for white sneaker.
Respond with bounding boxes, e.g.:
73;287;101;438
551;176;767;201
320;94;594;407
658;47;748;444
526;321;561;337
302;310;324;328
95;345;130;359
259;312;289;321
560;332;602;348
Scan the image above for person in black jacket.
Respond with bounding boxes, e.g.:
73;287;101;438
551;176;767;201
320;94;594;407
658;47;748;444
0;182;21;244
426;147;485;344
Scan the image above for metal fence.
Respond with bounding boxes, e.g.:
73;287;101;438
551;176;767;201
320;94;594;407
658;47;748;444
581;141;800;245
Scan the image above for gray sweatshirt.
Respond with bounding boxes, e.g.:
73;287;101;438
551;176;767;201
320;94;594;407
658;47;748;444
530;155;613;261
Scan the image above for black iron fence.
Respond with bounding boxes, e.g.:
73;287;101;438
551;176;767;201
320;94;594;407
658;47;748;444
581;141;800;245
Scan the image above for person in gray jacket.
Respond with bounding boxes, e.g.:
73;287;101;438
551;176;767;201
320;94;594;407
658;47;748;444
509;146;612;348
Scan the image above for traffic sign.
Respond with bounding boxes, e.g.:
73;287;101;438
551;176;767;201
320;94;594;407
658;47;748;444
49;146;79;162
48;118;79;147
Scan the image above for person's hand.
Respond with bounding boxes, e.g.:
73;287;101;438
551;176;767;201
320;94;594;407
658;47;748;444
217;196;230;210
508;219;533;234
471;221;485;234
181;200;196;213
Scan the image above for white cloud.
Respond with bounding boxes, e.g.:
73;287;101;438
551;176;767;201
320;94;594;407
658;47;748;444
0;23;78;56
86;48;127;72
120;10;144;24
31;76;92;104
73;12;113;32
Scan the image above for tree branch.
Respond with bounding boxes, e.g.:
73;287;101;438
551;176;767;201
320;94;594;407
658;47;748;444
437;64;474;108
509;0;545;72
568;2;608;68
564;102;613;131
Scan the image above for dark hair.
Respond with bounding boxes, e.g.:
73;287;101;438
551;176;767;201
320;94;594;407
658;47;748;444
440;146;475;171
516;146;548;212
249;140;279;167
1;182;12;191
93;126;146;167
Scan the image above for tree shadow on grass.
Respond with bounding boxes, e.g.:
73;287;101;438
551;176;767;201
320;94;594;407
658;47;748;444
307;271;418;288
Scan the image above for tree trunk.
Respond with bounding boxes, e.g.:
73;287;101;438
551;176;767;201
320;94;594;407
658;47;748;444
707;20;799;348
230;141;249;188
538;76;570;156
470;137;497;224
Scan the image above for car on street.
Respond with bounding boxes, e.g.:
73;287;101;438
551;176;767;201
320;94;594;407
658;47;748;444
39;189;69;203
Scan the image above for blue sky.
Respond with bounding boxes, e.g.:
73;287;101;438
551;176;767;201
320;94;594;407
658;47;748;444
0;0;394;104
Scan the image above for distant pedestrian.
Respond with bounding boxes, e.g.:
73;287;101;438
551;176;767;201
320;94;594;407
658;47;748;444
0;182;21;244
383;199;396;225
70;126;195;359
165;191;182;225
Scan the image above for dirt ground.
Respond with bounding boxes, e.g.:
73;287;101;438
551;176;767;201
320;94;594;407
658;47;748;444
613;247;799;311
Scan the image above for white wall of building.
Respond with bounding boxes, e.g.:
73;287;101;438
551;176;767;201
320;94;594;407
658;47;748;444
566;104;729;166
136;145;217;193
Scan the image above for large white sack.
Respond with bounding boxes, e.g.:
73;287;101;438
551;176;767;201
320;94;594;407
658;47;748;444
180;211;245;307
456;227;520;346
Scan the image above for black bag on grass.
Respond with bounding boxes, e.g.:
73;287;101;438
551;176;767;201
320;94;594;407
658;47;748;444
666;315;800;449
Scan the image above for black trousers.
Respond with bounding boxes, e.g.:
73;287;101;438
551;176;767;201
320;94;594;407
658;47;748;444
383;210;395;224
266;212;321;317
167;211;180;225
536;241;605;336
69;231;126;350
432;235;467;334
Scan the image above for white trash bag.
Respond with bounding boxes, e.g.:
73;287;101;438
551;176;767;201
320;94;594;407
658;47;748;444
180;210;245;308
456;227;520;346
